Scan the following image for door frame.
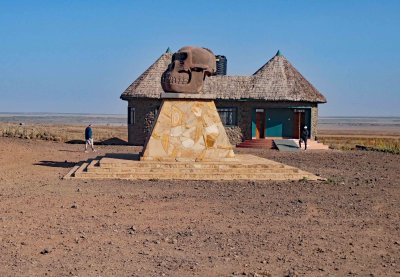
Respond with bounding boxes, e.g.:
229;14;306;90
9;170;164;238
293;108;311;139
251;108;266;139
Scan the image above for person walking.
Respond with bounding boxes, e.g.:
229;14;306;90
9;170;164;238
299;126;309;150
84;124;96;153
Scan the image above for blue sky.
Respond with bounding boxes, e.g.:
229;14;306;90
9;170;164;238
0;0;399;116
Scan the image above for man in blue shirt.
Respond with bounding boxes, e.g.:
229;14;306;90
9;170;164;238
299;126;309;150
84;124;96;153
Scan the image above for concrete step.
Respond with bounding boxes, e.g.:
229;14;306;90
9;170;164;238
74;162;89;176
98;157;286;168
236;145;274;149
63;164;81;179
75;172;317;181
65;154;323;181
87;159;100;170
236;139;275;149
289;139;330;150
86;166;299;174
97;162;285;170
238;141;274;144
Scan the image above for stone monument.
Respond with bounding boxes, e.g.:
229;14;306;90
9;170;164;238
66;46;322;181
141;46;235;161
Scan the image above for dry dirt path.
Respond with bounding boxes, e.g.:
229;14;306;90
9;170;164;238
0;137;399;276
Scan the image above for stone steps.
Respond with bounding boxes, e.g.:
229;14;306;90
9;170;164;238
86;167;299;174
236;139;275;149
97;161;285;170
74;169;315;181
98;156;286;167
66;154;323;181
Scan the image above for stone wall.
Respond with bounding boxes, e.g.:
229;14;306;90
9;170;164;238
311;105;318;140
128;99;161;145
126;98;319;145
225;126;244;145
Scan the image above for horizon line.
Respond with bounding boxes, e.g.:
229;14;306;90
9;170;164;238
0;112;399;118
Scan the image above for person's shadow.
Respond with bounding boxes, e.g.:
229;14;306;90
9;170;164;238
34;153;140;169
34;161;76;168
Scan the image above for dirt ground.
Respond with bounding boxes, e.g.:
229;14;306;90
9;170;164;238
0;137;399;277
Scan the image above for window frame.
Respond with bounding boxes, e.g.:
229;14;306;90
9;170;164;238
128;107;135;125
217;107;238;126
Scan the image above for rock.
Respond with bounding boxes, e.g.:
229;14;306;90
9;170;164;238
71;204;78;209
40;248;51;254
128;226;137;232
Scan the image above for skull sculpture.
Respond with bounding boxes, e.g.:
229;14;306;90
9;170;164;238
161;46;216;93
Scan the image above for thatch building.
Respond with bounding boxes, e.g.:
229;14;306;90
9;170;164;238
120;50;327;145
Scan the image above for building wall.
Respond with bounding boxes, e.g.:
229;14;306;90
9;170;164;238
311;105;318;139
127;99;161;145
215;100;318;140
126;98;319;145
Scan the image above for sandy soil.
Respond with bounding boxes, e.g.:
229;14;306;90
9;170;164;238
0;137;399;276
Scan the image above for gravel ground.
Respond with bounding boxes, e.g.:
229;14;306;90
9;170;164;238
0;137;399;276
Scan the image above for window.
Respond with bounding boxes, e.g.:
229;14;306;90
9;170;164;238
128;107;135;125
217;107;238;126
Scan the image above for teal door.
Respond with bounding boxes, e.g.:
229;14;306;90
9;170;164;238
266;109;294;137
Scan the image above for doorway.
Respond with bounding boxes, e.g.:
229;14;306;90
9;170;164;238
293;111;306;139
293;109;310;139
255;109;265;139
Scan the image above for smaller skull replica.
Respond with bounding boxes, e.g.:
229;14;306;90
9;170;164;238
161;46;216;93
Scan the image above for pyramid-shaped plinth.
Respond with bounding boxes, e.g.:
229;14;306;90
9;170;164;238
141;99;235;162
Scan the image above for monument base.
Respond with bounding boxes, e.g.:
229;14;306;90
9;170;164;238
65;154;324;181
141;99;235;162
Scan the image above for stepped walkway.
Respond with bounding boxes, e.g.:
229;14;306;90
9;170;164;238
64;154;323;181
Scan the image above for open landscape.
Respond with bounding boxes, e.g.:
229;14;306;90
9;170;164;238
1;115;399;153
1;1;399;275
0;126;399;276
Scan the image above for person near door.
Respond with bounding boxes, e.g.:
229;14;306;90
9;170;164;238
299;126;309;150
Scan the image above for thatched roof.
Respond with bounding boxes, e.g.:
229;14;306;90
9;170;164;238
121;51;326;103
121;53;173;99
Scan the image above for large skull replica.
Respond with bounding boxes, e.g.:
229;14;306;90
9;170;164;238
161;46;216;93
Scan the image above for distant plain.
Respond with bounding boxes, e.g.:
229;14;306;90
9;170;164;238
0;113;399;153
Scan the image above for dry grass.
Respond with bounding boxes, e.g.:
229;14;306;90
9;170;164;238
319;135;400;154
2;123;399;154
0;123;127;143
